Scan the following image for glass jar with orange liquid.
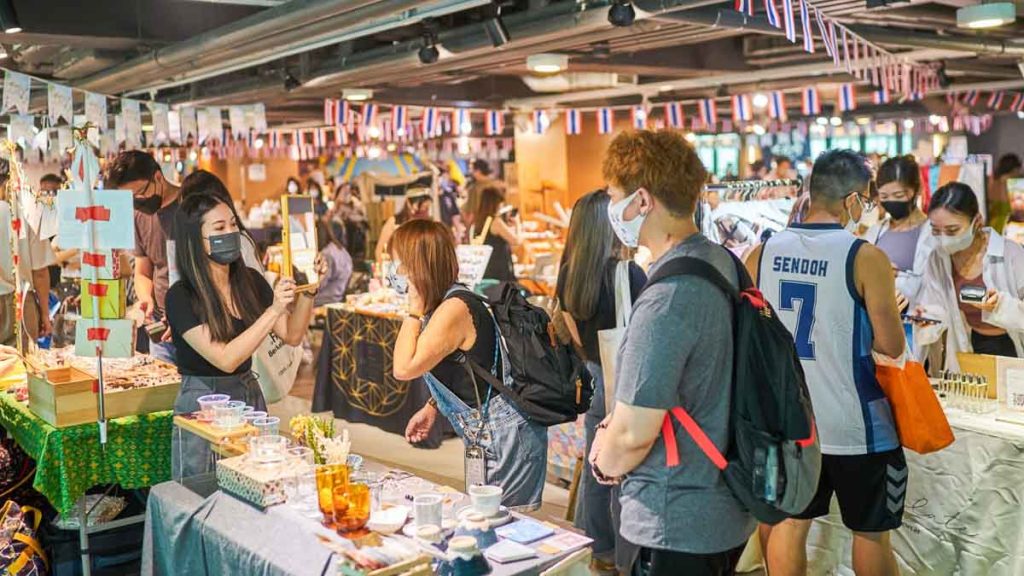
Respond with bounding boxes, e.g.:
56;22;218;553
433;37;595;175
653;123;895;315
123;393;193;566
315;464;349;525
333;482;371;532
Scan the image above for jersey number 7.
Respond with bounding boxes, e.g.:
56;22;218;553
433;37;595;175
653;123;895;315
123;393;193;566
779;280;817;360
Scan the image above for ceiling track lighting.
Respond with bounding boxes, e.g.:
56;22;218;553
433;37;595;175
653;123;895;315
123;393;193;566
483;2;510;48
0;0;20;34
418;33;439;64
282;72;301;92
608;1;636;27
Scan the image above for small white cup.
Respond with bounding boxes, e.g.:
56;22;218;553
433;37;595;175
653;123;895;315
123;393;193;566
468;485;502;517
413;494;443;528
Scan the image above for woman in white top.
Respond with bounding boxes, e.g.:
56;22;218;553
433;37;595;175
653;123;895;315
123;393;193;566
864;155;935;310
914;182;1024;370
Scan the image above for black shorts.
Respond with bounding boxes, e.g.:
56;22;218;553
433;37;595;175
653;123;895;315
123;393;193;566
794;448;907;532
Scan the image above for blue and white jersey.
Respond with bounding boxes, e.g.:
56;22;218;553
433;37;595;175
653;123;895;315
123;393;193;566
759;223;898;456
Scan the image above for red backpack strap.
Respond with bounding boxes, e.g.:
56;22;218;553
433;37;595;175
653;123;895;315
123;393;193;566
662;407;728;471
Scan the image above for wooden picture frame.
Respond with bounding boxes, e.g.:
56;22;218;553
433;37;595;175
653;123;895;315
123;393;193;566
280;194;319;293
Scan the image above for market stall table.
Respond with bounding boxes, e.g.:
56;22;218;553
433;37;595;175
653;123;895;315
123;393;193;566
142;460;590;576
312;304;451;448
807;407;1024;575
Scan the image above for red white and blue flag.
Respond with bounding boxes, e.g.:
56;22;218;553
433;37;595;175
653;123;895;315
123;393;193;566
664;102;685;128
698;99;718;129
962;91;979;106
533;110;549;134
361;104;377;129
1011;93;1024;112
336;100;351;129
334;126;347;146
987;91;1005;110
269;131;281;149
782;0;796;42
769;91;787;121
799;0;814;53
324;99;337;126
421;107;438;137
485;110;504;136
454;109;471;135
597;108;614;134
391;105;406;133
765;0;781;28
816;10;837;65
632;106;648;129
735;0;754;16
873;85;890;105
802;87;821;115
838;83;857;112
313;128;325;149
566;109;582;135
731;94;752;122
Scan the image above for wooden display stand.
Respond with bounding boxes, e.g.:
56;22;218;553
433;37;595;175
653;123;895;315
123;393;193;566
173;415;255;457
956;353;1024;400
26;364;179;428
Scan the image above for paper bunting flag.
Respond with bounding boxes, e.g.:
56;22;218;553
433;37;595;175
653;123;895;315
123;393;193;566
392;105;407;133
873;86;890;105
802;87;821;115
987;92;1004;110
85;92;108;131
362;104;378;129
631;106;647;129
769;91;788;121
57;126;72;153
962;91;979;107
229;106;248;138
782;0;796;42
799;0;814;53
47;82;73;124
533;110;549;134
196;108;211;144
251;103;268;133
206;107;223;141
122;99;142;149
334;126;348;146
8;114;34;148
735;0;754;16
698;99;718;129
422;107;438;137
765;0;781;28
1011;93;1024;112
841;28;851;73
3;70;30;115
31;128;49;152
455;109;471;135
324;99;337;126
598;108;614;134
665;102;684;128
815;10;833;62
150;102;170;146
180;107;198;139
732;95;752;122
566;109;582;135
114;115;125;145
838;83;857;112
485;110;504;136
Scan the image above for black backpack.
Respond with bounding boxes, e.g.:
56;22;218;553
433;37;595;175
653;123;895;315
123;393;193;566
643;252;821;524
458;283;592;426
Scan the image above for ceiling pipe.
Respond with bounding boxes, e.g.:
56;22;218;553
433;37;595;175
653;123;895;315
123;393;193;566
506;48;966;107
849;25;1024;57
76;0;390;93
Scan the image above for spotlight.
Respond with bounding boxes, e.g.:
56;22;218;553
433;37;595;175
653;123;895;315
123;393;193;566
483;3;510;47
903;118;915;129
937;63;951;88
752;93;769;109
928;114;942;126
283;73;301;92
829;116;842;127
418;34;439;64
1018;111;1024;119
815;117;828;126
0;1;21;34
608;1;636;27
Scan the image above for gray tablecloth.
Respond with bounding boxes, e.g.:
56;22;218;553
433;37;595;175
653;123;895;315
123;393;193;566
142;471;586;575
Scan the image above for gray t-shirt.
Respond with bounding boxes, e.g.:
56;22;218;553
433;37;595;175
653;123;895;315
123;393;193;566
134;198;179;318
616;233;755;554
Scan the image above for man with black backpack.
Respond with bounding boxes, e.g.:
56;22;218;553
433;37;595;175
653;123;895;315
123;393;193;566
745;150;907;576
590;131;756;576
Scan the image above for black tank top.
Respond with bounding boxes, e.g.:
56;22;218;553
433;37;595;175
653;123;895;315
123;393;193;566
430;290;503;406
484;232;515;282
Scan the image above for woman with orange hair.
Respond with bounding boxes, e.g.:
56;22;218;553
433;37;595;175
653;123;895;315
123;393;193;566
389;220;547;510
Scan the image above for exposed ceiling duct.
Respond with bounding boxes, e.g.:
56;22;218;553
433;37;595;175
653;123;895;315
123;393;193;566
520;72;637;93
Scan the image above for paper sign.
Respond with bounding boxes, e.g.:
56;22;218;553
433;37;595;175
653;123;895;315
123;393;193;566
57;189;135;250
1005;368;1024;412
247;163;266;182
75;318;135;358
456;244;493;289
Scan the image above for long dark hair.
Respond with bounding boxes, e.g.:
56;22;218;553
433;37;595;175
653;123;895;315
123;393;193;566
562;190;617;321
181;170;250;235
477;187;504;222
877;155;921;195
174;194;266;343
395;190;432;225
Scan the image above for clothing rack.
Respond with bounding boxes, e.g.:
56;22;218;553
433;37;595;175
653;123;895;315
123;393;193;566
705;178;803;201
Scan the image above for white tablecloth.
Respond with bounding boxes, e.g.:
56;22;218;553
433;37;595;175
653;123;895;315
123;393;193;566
807;408;1024;575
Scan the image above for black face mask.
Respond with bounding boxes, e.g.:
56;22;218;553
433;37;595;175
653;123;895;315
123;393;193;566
881;200;912;221
207;231;241;265
134;193;162;215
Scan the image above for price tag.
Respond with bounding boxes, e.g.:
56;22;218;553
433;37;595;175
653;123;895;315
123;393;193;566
1005;368;1024;412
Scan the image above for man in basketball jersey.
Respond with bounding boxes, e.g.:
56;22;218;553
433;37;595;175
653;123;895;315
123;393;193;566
745;150;907;576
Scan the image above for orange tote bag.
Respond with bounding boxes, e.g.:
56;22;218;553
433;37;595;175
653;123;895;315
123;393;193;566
876;361;954;454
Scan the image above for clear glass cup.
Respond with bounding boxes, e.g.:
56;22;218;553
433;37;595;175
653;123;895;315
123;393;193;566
242;410;268;425
253;416;280;436
248;434;287;465
336;482;371;532
196;394;230;421
315;464;350;524
213;400;246;430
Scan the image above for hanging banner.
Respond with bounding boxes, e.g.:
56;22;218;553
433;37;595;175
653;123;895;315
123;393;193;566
229;106;248;139
251;103;268;133
85;92;108;131
597;108;614;134
151;102;170;145
47;82;73;124
122;99;142;149
205;107;223;141
3;70;30;115
197;108;212;144
9;114;34;148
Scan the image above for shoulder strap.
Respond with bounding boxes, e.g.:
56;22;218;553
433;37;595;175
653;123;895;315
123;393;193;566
642;253;748;300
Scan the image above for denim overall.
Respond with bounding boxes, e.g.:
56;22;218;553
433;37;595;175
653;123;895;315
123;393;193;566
422;286;548;511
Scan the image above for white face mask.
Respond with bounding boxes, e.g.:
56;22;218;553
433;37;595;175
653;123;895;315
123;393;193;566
385;260;409;295
607;190;646;249
844;193;876;234
935;226;975;256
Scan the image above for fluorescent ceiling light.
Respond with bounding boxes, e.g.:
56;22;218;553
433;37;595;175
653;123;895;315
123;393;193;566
343;88;373;102
527;54;569;74
957;3;1015;29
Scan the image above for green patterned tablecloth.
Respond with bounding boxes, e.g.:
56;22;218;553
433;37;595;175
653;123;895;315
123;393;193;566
0;388;173;516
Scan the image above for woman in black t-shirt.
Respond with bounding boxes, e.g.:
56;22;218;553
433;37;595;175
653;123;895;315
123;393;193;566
555;189;645;572
166;192;324;478
389;220;546;510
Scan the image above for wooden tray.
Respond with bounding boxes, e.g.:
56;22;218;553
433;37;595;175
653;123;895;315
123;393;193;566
27;365;179;428
173;415;255;457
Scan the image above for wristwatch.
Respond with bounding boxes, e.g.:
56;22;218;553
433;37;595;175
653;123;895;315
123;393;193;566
427;397;438;409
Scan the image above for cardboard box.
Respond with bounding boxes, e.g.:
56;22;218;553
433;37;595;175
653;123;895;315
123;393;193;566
215;454;288;508
79;279;126;319
957;353;1024;400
